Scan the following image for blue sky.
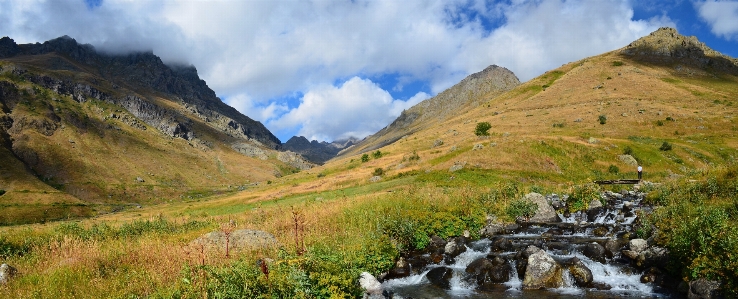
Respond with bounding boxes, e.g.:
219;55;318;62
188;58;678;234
2;0;737;143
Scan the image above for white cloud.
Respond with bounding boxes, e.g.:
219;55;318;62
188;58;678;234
696;0;738;40
271;77;427;142
0;0;675;142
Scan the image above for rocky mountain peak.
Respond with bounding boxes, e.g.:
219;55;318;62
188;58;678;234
621;27;738;73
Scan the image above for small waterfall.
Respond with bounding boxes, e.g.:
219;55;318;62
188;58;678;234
379;189;672;298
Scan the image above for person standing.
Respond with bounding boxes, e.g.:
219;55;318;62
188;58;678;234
637;165;643;181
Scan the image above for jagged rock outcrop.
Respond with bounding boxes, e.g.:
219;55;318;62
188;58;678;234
621;27;738;74
0;35;281;148
277;151;315;170
282;136;356;164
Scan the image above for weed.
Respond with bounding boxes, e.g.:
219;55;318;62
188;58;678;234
568;183;601;212
656;120;664;126
659;141;673;151
552;122;565;128
598;114;607;125
608;165;620;174
612;61;624;66
623;146;633;156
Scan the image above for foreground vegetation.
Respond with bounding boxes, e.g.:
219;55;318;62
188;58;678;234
1;163;737;297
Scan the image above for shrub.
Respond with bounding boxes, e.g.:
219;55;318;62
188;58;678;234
372;168;384;176
659;141;672;151
598;115;607;125
608;165;620;174
623;146;633;156
0;189;5;196
505;199;538;221
552;122;565;128
407;151;420;161
372;150;383;159
612;61;624;66
568;183;601;212
656;120;664;126
360;154;370;162
666;116;674;121
475;122;492;136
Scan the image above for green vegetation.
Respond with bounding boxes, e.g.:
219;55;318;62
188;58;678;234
372;168;384;176
567;183;601;212
372;150;383;159
360;153;370;162
0;189;5;196
642;164;738;296
608;165;620;174
505;199;538;221
598;114;607;125
660;141;673;151
612;61;624;66
475;121;492;136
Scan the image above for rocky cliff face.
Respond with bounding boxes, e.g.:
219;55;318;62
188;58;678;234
620;27;738;74
339;65;520;156
0;36;281;149
282;136;356;164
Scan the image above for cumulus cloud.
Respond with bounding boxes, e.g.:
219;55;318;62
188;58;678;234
0;0;675;142
696;0;738;40
271;77;427;142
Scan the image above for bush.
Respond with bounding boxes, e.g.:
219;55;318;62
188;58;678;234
360;154;370;162
475;122;492;136
608;165;619;174
505;199;538;221
659;141;672;151
0;189;5;196
552;122;565;128
656;120;664;126
372;168;384;176
568;183;601;212
372;150;383;159
623;146;633;156
598;115;607;125
612;61;624;66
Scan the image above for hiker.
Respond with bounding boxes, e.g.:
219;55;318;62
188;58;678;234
637;165;643;180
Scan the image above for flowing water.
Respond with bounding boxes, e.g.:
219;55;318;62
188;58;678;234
379;191;676;298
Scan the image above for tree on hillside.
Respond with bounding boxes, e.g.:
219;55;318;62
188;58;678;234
475;122;492;136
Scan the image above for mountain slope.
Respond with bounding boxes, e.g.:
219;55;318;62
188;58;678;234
0;36;309;225
318;27;737;187
338;65;520;157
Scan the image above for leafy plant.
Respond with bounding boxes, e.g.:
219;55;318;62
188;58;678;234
361;154;370;162
372;150;383;159
568;183;601;212
598;115;607;125
608;164;619;174
505;199;538;221
475;122;492;136
659;141;672;151
623;146;633;156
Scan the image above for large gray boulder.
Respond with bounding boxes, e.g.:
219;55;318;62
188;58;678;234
426;266;453;289
523;246;563;289
523;193;559;223
567;257;593;287
0;263;17;284
629;239;649;253
190;229;279;255
359;272;383;299
688;278;722;299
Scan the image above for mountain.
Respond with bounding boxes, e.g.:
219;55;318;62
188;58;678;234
337;65;521;157
282;136;357;164
323;27;737;186
0;36;311;224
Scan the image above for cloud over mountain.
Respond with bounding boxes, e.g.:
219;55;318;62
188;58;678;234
1;0;681;142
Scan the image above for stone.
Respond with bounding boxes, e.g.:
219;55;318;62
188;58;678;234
588;137;598;144
135;177;145;183
385;257;411;280
369;176;381;183
523;246;562;289
688;278;721;299
618;154;639;166
605;238;626;258
190;229;278;255
449;162;464;172
0;263;17;284
593;226;609;237
432;139;444;148
567;257;593;287
629;239;648;253
473;143;484;150
426;267;453;289
583;242;606;263
491;236;513;252
523;192;559;223
359;272;382;298
444;237;467;258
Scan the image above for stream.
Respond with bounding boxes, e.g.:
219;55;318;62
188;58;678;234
378;190;679;298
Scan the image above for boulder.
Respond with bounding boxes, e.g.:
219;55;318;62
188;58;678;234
618;154;639;166
636;246;669;269
688;278;722;299
629;239;648;253
0;263;17;284
426;267;453;289
604;238;626;258
593;226;609;237
444;237;467;258
359;272;382;298
583;242;607;263
587;206;604;222
190;229;278;255
491;236;513;252
567;257;593;287
523;193;559;223
385;257;411;280
523;246;563;289
480;222;504;238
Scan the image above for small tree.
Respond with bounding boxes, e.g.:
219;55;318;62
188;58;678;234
361;154;370;162
475;122;492;136
598;115;607;125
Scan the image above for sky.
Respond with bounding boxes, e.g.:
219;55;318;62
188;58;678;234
1;0;737;143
